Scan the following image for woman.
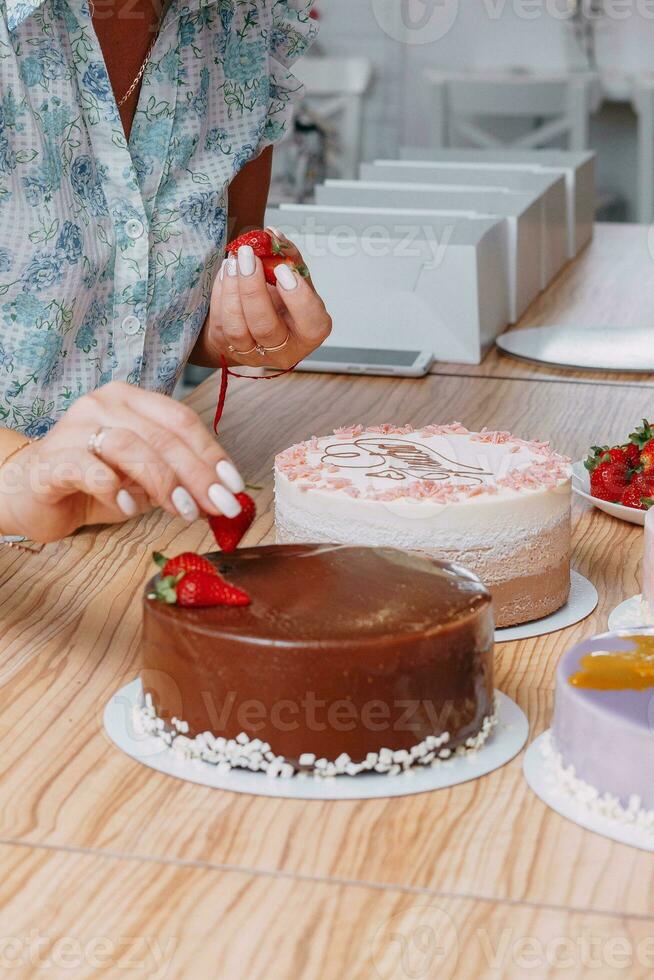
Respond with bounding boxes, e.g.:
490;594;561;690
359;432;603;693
0;0;330;542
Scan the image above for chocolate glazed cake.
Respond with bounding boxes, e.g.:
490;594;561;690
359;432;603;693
141;545;496;778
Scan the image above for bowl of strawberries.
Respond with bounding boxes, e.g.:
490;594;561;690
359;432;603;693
572;419;654;526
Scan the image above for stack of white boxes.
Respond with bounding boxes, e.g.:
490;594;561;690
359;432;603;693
267;149;595;365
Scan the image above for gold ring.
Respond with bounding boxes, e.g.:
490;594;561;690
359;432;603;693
88;427;110;458
262;333;290;354
228;343;258;356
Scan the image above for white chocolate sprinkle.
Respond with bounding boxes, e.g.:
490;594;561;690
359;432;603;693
540;732;654;835
132;696;499;779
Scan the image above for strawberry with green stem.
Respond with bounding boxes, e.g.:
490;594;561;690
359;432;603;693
153;552;218;579
151;571;251;608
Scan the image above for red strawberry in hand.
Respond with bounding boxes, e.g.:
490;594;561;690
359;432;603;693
590;461;629;503
227;229;275;258
226;229;309;287
208;491;256;553
152;571;251;608
153;551;218;579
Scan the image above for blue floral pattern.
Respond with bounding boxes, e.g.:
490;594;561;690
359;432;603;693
0;0;316;432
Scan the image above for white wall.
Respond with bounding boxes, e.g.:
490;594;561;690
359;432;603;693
312;0;654;219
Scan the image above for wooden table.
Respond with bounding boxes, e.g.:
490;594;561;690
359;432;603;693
2;234;654;978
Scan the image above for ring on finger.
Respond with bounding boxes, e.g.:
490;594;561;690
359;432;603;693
88;426;111;458
228;342;259;356
262;333;290;354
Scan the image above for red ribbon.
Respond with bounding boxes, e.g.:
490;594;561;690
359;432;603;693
214;355;298;433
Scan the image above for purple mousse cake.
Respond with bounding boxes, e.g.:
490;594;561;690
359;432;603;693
551;629;654;818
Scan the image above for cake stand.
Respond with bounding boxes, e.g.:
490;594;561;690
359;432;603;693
524;732;654;852
105;680;529;801
494;571;598;643
496;326;654;373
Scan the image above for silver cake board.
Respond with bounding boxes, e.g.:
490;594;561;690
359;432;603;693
494;572;597;644
104;680;528;801
524;732;654;852
496;327;654;372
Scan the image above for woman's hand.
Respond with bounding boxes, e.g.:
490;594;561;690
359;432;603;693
198;231;332;370
0;382;245;543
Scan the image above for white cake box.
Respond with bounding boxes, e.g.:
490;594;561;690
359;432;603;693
267;204;510;365
399;148;595;257
314;181;542;322
360;161;568;289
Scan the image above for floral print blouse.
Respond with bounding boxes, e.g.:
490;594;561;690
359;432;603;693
0;0;316;436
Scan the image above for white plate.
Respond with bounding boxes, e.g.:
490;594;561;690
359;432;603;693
572;460;646;526
105;680;528;801
608;594;654;631
493;571;597;643
524;731;654;852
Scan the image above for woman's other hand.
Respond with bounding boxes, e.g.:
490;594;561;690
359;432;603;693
200;230;332;371
0;382;245;543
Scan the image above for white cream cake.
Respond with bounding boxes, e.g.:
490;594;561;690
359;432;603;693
275;423;572;628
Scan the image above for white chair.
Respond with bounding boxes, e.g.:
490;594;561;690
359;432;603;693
425;71;602;153
293;56;373;179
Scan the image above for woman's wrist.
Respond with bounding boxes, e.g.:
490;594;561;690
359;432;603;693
0;433;33;537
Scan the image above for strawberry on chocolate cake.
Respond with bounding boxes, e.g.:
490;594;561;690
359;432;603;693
275;424;572;628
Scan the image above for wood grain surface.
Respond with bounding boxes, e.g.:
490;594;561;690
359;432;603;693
1;316;653;975
431;223;654;386
1;841;653;979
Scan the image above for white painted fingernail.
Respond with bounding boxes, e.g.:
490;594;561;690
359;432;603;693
219;258;228;281
116;489;139;517
226;255;238;278
171;486;200;522
208;483;242;517
216;459;245;493
237;244;256;277
274;264;298;291
267;225;289;244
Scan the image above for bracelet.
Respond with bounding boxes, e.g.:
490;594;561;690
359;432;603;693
0;438;32;473
0;437;33;550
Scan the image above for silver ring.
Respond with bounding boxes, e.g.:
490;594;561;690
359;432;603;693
88;426;110;458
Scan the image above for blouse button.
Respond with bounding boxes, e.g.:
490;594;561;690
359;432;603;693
122;315;141;336
125;218;145;240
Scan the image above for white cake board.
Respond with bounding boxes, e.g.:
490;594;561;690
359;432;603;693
104;681;528;801
608;595;654;631
496;326;654;372
524;732;654;852
494;572;597;643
